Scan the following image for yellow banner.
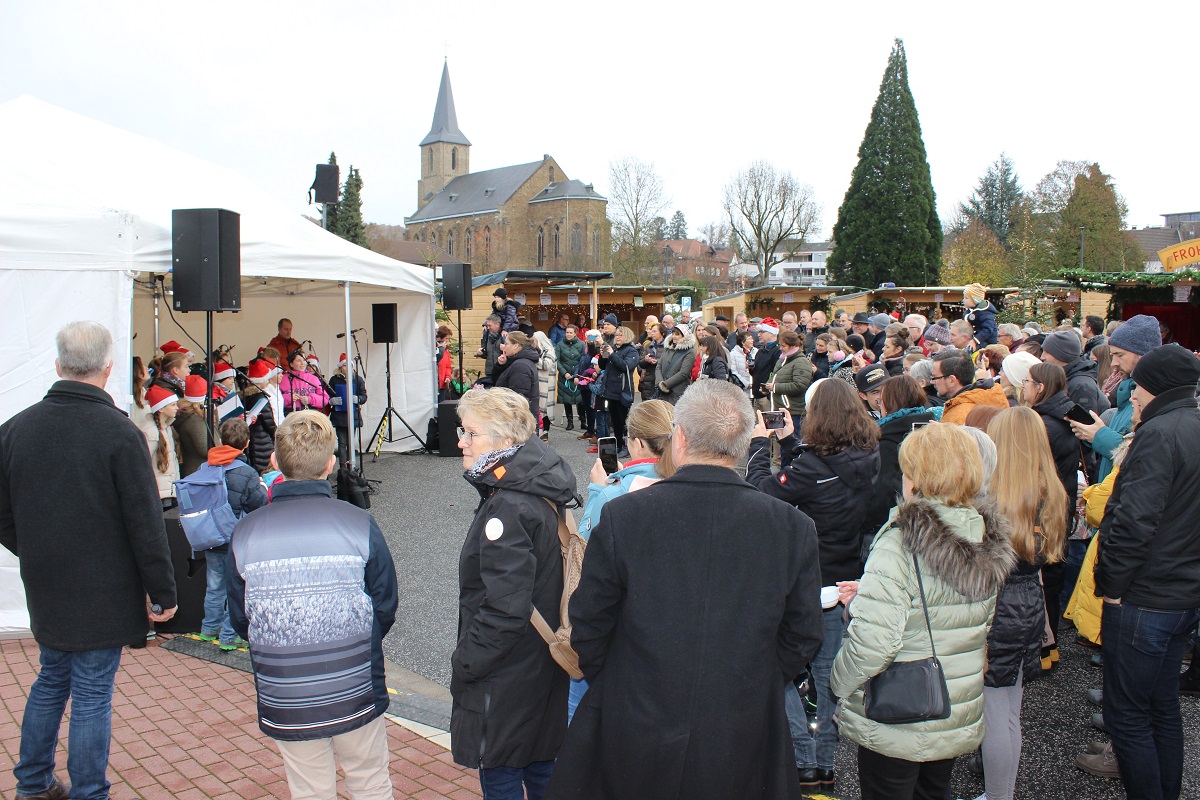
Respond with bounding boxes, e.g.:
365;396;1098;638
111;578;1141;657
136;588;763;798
1159;237;1200;272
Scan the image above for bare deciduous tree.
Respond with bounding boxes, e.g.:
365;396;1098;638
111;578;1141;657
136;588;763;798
724;161;820;285
697;220;731;249
607;156;670;282
1031;159;1089;214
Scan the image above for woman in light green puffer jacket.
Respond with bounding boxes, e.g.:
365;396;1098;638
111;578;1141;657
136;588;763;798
830;423;1014;799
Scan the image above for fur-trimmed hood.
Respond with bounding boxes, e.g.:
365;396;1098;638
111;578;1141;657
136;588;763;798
664;333;696;352
895;499;1014;602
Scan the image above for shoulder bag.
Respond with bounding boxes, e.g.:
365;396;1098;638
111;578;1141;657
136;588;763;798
863;553;952;724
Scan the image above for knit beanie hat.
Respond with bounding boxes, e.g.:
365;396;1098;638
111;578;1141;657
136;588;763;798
1000;352;1041;389
845;333;866;352
1131;344;1200;396
602;313;619;327
212;361;236;381
1042;331;1082;363
493;287;507;299
869;313;892;330
923;324;951;346
1108;314;1162;356
757;317;779;335
184;375;208;403
964;283;987;303
145;384;177;414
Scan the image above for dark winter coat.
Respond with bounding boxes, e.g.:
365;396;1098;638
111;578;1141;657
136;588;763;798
493;298;522;332
985;558;1044;687
546;464;823;800
860;407;938;552
481;328;503;379
555;338;585;405
750;341;781;400
653;334;696;405
965;301;998;348
1063;356;1111;416
1095;385;1200;610
600;342;639;406
700;351;729;382
804;326;829;356
1084;334;1107;355
0;380;176;651
452;436;578;769
329;373;366;430
747;436;880;585
637;338;664;383
924;383;947;407
174;410;209;477
242;384;277;473
811;351;831;380
880;356;905;377
1032;391;1081;526
868;330;887;361
494;347;540;419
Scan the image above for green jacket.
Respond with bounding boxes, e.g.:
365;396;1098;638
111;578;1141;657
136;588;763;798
831;499;1013;763
770;352;814;417
556;339;586;404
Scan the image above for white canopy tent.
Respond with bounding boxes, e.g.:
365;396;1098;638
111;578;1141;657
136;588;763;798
0;96;436;637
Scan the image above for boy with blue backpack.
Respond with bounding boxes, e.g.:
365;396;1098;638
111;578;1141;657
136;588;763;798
186;417;267;650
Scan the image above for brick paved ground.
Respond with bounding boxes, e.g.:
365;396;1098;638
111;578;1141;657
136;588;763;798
0;638;482;800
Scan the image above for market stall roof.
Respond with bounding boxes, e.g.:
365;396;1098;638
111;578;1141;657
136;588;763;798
471;270;613;289
703;285;857;304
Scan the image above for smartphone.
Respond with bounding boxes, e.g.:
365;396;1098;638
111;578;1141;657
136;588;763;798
1065;404;1094;425
598;436;620;474
912;420;933;431
761;411;786;429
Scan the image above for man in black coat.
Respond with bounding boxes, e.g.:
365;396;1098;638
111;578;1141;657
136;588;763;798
0;321;176;800
1041;330;1110;416
1091;345;1200;797
546;380;823;800
751;318;781;412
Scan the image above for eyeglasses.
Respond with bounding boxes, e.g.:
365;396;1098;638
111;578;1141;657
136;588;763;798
457;427;489;443
930;374;948;382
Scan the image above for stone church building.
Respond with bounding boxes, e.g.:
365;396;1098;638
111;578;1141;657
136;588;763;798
404;63;609;274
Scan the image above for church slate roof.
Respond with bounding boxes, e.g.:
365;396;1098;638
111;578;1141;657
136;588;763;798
420;62;471;147
527;179;607;204
407;161;543;223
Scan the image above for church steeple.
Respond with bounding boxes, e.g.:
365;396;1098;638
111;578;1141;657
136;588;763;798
417;62;470;210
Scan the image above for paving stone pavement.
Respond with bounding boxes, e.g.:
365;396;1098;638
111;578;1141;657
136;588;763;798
0;638;481;800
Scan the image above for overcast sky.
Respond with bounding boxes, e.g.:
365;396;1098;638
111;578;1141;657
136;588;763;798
3;1;1196;242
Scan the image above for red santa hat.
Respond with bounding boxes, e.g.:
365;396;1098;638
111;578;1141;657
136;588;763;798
159;340;195;358
757;317;779;335
338;352;348;368
306;353;320;368
247;358;275;384
145;384;177;414
183;375;208;403
212;360;236;381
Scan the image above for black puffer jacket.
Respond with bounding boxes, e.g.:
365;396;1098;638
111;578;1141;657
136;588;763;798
241;384;277;473
600;342;640;406
452;436;578;769
1063;356;1110;416
985;558;1044;687
746;435;881;584
494;347;540;419
701;351;729;382
861;407;937;553
1032;391;1080;524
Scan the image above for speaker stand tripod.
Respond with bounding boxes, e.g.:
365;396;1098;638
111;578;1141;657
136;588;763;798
369;341;427;459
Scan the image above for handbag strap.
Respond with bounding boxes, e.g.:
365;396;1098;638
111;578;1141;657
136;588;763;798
911;553;939;661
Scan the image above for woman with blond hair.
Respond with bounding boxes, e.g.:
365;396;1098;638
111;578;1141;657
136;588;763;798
831;423;1013;800
977;406;1068;800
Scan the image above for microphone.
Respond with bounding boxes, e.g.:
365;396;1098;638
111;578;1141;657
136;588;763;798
336;328;366;339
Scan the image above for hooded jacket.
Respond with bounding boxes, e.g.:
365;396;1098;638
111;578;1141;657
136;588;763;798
1032;390;1081;523
747;436;880;584
1090;377;1134;482
751;340;781;399
940;378;1009;425
494;347;540;419
452;435;578;769
600;341;640;406
1063;356;1111;416
831;500;1014;762
769;350;814;417
654;333;696;404
985;556;1044;687
965;300;998;348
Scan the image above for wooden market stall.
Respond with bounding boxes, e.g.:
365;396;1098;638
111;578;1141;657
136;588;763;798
702;285;857;322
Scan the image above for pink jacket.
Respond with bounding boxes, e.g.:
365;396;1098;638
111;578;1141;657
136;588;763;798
279;370;330;413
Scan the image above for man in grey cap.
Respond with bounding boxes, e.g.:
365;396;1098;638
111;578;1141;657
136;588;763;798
1041;330;1110;415
866;314;891;361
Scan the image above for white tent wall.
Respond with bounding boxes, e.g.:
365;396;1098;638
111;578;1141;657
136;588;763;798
132;283;435;453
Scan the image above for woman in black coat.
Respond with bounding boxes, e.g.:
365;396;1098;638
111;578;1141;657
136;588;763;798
699;334;729;382
859;376;937;558
746;379;881;788
241;378;277;474
1023;361;1079;668
599;327;641;456
451;388;578;794
493;331;541;422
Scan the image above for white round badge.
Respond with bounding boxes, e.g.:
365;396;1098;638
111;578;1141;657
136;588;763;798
484;517;504;541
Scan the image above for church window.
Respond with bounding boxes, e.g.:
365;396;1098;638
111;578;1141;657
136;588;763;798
571;223;582;253
537;227;545;268
447;232;454;256
452;147;457;171
465;228;473;260
553;225;560;259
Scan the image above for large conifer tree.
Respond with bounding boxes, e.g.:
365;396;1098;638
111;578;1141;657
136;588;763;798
332;167;368;248
827;39;942;287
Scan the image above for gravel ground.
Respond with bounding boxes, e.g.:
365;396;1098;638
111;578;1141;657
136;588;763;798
366;415;1200;799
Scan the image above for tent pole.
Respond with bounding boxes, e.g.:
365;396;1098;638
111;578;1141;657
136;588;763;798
344;281;355;470
591;281;598;328
206;310;216;447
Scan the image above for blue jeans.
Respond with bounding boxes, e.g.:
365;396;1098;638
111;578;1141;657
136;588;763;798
479;759;554;800
1102;601;1200;800
15;645;122;800
785;604;842;770
567;677;588;724
200;549;237;644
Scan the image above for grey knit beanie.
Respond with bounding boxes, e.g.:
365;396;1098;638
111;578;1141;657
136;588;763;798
1108;314;1161;356
1042;331;1081;363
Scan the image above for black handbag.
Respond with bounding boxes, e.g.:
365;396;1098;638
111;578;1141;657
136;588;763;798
863;553;952;724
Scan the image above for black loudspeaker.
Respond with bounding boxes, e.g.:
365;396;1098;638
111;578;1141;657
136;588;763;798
438;400;462;457
372;303;398;344
312;164;339;204
442;262;473;310
172;208;241;312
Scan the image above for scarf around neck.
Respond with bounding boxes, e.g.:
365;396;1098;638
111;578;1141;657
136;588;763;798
466;442;522;480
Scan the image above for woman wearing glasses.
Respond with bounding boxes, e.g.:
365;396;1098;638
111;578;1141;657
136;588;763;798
450;387;579;800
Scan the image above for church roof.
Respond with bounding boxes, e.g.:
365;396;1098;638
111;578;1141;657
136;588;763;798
527;179;607;204
419;62;471;147
407;161;542;223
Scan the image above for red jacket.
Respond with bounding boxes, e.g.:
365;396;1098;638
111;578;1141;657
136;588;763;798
438;347;453;389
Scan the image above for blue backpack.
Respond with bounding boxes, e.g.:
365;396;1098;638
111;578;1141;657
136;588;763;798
173;463;239;551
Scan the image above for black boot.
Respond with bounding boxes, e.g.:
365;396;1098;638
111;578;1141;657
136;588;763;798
565;417;574;431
